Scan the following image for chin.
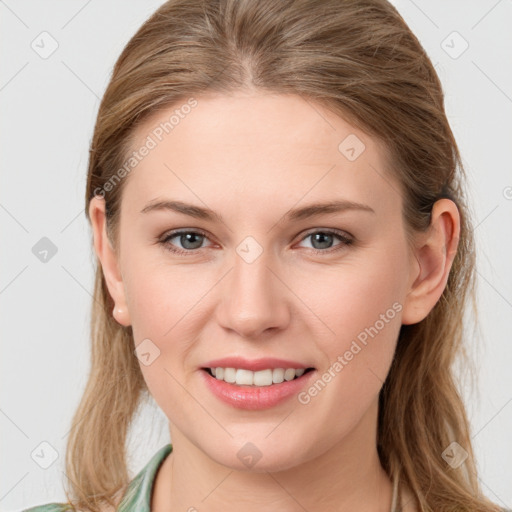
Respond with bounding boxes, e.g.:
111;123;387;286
203;437;309;474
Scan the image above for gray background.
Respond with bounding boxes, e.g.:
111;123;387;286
1;1;511;510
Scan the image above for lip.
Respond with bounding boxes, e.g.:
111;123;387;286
202;357;311;372
200;364;316;411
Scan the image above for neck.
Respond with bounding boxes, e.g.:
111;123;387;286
152;398;394;512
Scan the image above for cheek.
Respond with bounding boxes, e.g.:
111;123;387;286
123;254;211;342
124;263;200;423
303;247;407;346
297;244;407;409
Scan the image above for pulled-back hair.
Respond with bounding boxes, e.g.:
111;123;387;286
61;1;500;510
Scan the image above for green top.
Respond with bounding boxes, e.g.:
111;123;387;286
22;443;173;512
21;443;512;511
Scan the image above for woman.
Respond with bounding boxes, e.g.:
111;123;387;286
23;0;508;511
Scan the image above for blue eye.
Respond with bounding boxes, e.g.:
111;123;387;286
158;229;353;256
298;230;353;252
159;230;211;255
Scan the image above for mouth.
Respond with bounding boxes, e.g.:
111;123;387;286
201;366;315;386
199;362;317;410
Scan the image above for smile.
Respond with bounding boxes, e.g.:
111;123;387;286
200;360;317;410
204;367;313;386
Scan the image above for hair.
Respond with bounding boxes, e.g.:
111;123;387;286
58;1;502;511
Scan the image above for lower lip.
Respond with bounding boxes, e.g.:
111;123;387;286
200;369;316;410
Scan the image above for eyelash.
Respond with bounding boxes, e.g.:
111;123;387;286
158;228;354;256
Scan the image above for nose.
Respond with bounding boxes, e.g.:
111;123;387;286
215;248;291;340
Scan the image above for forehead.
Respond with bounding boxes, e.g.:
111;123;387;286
121;91;400;218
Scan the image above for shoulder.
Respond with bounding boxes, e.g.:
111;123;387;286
22;502;116;512
22;504;75;512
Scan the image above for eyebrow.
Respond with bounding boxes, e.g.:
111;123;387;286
140;198;375;222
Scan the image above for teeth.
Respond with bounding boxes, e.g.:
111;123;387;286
235;369;254;385
284;368;296;381
224;367;236;383
272;368;284;384
210;367;308;386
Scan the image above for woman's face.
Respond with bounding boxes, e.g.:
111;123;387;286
98;91;421;471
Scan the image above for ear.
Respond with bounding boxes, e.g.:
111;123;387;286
401;198;460;325
88;195;131;327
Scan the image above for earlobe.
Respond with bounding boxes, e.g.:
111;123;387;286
88;196;131;327
401;199;460;326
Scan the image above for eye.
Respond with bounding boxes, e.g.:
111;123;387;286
296;229;354;253
159;229;213;255
158;228;354;256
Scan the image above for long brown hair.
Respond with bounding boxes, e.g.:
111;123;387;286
61;1;502;510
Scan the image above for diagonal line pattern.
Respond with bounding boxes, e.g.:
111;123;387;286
266;164;337;234
162;367;233;437
61;208;86;233
476;270;512;309
406;0;439;29
265;472;311;511
0;265;29;295
164;162;233;234
367;162;402;200
0;62;29;92
265;266;336;335
471;396;512;440
0;472;29;503
0;203;29;232
0;0;29;28
162;267;234;338
60;265;104;309
265;407;297;438
367;366;385;385
471;61;512;105
471;0;504;30
303;97;337;132
475;472;508;508
200;470;234;502
61;61;100;100
473;205;499;231
0;408;30;439
61;0;93;29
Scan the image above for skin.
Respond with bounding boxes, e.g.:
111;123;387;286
89;90;459;512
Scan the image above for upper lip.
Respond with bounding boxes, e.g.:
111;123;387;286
202;357;313;372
